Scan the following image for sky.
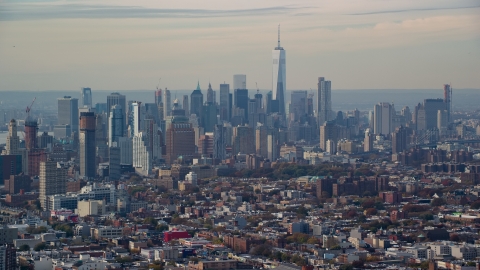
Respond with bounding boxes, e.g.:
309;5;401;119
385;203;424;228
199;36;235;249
0;0;479;91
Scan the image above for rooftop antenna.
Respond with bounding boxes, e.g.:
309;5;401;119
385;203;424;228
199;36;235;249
256;82;259;94
156;78;161;91
278;24;281;48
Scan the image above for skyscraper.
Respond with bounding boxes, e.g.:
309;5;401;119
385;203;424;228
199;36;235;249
219;83;230;121
166;115;195;165
5;119;19;155
107;92;127;133
272;26;286;116
207;82;215;104
39;159;66;209
108;105;124;146
373;102;394;135
81;87;92;108
58;96;79;133
320;121;338;151
317;77;332;126
163;89;171;118
182;95;190;116
132;101;141;136
392;126;409;154
233;125;254;155
443;84;452;124
234;89;249;120
233;74;246;90
190;82;204;123
79;112;96;178
290;90;307;121
133;132;151;174
213;124;227;161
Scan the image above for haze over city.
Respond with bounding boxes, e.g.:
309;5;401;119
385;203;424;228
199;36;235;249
1;0;479;91
1;1;480;270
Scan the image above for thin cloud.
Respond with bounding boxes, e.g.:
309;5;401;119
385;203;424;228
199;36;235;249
348;4;480;15
0;4;302;21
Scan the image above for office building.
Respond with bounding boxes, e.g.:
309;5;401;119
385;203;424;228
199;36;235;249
81;87;92;108
107;92;127;133
163;89;171;118
373;102;394;135
233;74;246;91
4;119;19;155
191;82;204;123
207;82;215;104
183;95;189;116
414;99;446;131
256;125;269;158
272;26;286;116
290;90;307;121
219;83;230;121
58;96;79;133
202;102;217;133
317;77;332;126
234;89;249;120
166;115;195;165
444;84;452;123
108;104;124;146
79;112;96;178
39;160;66;209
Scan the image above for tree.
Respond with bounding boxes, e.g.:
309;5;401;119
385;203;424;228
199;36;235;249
18;244;30;251
362;199;375;209
144;217;158;227
431;198;446;207
365;208;377;216
34;242;46;251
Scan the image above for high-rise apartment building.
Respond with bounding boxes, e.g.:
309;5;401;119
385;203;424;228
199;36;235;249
219;83;230;121
5;119;19;155
317;77;332;126
213;124;227;161
133;132;151;174
39;160;66;209
272;26;286;116
118;137;133;165
58;96;79;133
202;102;217;133
190;82;204;122
79;112;96;178
320;121;338;151
392;126;409;154
132;101;141;136
233;125;254;155
108;104;124;146
81;87;92;108
373;102;394;135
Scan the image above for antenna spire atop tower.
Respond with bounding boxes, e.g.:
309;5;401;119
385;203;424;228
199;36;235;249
278;24;281;48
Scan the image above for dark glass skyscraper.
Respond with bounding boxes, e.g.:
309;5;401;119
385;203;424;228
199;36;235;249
190;82;204;123
79;112;96;178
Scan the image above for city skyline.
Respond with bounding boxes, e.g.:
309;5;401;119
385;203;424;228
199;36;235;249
0;0;479;91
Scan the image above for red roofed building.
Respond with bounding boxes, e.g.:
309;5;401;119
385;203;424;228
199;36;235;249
164;230;190;242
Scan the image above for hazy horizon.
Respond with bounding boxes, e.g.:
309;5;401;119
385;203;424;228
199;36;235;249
1;0;479;91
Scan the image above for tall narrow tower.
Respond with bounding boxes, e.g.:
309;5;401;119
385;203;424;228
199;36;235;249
79;112;96;178
272;25;286;117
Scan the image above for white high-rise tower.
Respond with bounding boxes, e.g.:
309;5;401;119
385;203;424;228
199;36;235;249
272;25;286;116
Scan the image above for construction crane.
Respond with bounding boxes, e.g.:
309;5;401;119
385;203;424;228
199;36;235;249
26;97;36;119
